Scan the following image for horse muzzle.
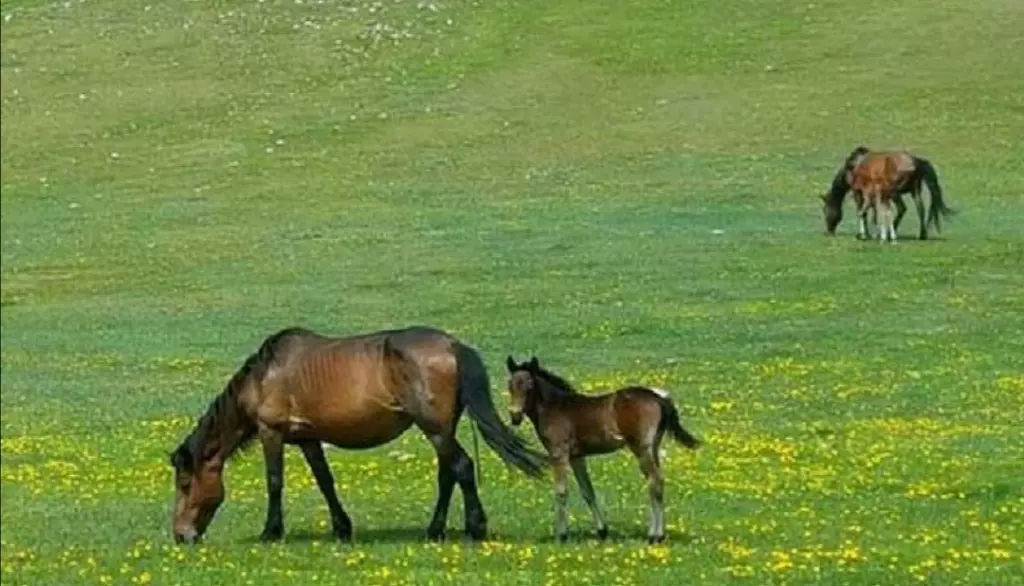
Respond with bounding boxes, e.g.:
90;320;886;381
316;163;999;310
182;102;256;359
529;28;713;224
173;526;202;545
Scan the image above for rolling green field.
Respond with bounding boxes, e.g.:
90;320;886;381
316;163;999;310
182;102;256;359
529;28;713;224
2;0;1024;584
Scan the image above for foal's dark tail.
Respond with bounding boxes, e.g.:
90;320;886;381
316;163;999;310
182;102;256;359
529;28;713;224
455;343;548;479
650;389;702;450
917;156;954;233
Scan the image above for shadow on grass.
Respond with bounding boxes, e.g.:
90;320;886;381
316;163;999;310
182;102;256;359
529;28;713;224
235;526;699;546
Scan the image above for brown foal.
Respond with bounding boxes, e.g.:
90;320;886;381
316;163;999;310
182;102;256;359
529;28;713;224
505;356;701;543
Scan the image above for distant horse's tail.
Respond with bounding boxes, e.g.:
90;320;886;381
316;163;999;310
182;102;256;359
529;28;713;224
649;389;702;450
917;157;954;233
455;343;548;479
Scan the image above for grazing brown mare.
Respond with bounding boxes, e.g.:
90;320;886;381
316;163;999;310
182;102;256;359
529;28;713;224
168;326;547;544
821;146;954;239
505;357;701;544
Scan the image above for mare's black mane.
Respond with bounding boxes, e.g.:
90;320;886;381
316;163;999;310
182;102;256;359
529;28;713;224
170;327;312;471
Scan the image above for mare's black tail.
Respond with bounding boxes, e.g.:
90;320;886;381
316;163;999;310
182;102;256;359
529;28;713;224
456;343;548;478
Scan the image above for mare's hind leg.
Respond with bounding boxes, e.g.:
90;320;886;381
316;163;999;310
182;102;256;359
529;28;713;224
298;440;353;541
423;430;486;541
630;444;666;544
258;427;286;541
570;458;609;539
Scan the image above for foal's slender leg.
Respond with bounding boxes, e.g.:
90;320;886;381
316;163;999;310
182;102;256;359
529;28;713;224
259;428;286;541
853;191;869;240
855;193;871;240
552;456;571;543
298;440;353;541
877;199;890;243
880;198;897;244
570;458;609;539
632;445;665;544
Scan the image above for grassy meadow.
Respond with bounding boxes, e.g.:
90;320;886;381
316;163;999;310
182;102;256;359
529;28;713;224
2;0;1024;584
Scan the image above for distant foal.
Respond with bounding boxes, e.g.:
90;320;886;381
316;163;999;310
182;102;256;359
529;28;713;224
505;357;701;543
847;153;901;243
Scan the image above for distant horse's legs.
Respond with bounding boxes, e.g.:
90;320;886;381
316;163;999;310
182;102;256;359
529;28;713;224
631;445;665;543
552;456;571;542
878;198;897;244
892;194;907;239
298;440;353;541
570;458;609;539
424;430;486;541
911;186;927;240
853;191;870;239
258;428;286;541
856;195;872;240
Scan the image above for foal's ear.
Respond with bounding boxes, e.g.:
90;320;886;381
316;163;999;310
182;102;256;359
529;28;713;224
506;355;518;372
528;356;539;370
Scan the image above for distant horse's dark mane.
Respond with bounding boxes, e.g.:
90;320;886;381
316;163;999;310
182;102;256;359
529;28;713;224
172;327;311;471
530;364;580;397
845;145;870;168
824;145;871;206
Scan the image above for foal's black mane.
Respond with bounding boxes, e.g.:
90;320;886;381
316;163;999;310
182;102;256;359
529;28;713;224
824;145;871;206
171;327;311;471
529;364;580;398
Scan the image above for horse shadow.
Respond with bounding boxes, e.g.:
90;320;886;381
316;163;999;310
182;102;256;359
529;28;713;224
237;526;425;545
237;526;699;546
534;527;700;546
236;526;524;545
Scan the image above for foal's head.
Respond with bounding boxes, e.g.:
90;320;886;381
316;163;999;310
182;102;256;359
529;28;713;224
169;439;226;544
505;356;540;425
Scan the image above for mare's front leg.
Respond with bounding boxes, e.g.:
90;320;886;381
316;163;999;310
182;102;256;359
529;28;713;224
298;440;353;541
570;458;609;539
552;456;571;543
259;427;286;541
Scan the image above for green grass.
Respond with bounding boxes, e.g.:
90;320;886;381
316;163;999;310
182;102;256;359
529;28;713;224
2;0;1023;584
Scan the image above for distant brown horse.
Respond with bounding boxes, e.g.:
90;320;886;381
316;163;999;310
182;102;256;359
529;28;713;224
505;356;701;544
821;146;954;239
168;326;547;544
